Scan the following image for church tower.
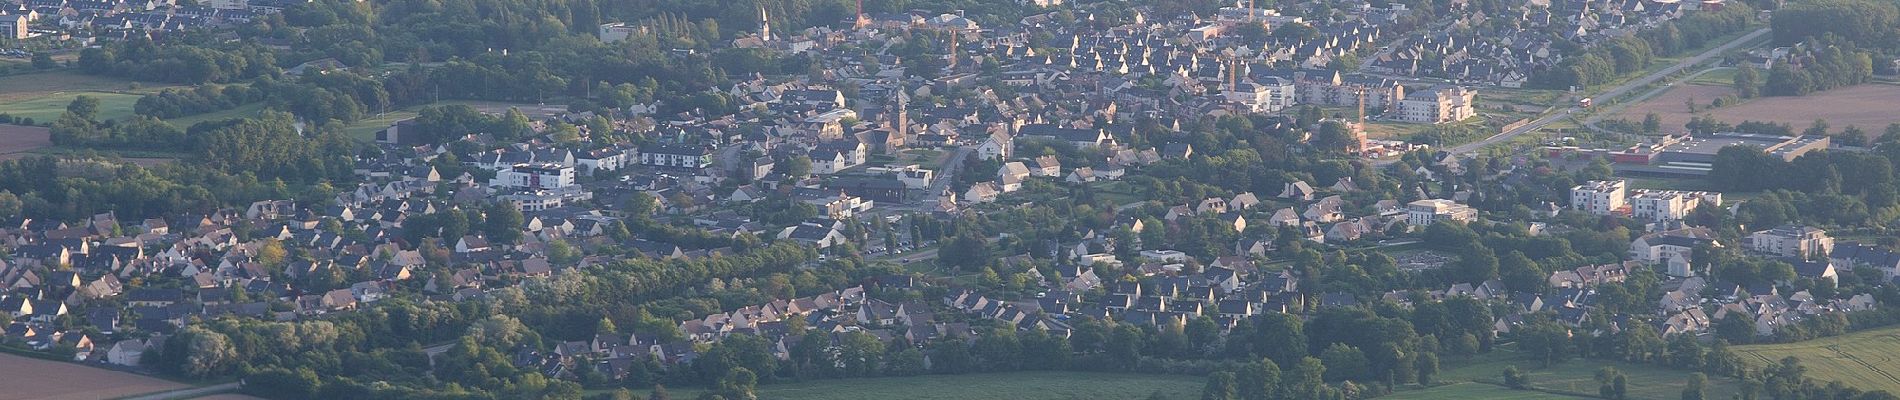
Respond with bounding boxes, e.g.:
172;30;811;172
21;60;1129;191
759;5;773;42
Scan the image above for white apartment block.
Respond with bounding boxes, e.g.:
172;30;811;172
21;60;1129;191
1397;86;1477;124
1629;190;1722;223
1570;180;1627;216
491;163;575;190
1748;225;1834;258
1407;199;1476;227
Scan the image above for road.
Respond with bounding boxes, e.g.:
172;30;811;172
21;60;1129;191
1378;27;1770;165
120;382;242;400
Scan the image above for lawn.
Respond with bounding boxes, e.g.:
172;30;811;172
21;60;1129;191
340;110;421;142
1382;382;1586;399
0;91;144;123
1733;325;1900;394
644;371;1206;400
1418;346;1742;400
1687;67;1738;86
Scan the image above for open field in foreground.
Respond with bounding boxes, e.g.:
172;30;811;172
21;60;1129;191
0;353;187;400
651;371;1204;400
1734;325;1900;394
1616;83;1900;131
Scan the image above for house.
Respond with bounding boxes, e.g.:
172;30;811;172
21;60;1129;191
1303;196;1345;223
1279;181;1316;201
456;236;493;253
1020;155;1058;177
1631;227;1719;277
1831;242;1900;278
963;182;1001;204
975;132;1014;160
997;162;1031;192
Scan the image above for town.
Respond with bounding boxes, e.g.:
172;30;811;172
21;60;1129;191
0;0;1898;399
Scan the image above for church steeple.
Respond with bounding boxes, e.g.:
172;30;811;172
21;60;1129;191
759;5;773;42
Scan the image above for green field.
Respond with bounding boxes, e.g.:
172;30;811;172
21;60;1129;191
649;371;1205;400
1403;346;1742;400
1734;326;1900;394
1688;68;1739;86
0;91;144;123
1382;382;1585;399
0;70;175;123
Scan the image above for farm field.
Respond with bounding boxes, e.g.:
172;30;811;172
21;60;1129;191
1733;325;1900;394
641;371;1205;400
1615;83;1900;132
0;70;175;123
0;353;188;400
1421;346;1742;400
0;124;52;160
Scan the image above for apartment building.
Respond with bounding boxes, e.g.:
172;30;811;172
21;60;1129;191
1748;225;1834;258
1570;180;1627;216
1629;190;1722;222
1396;86;1477;124
1407;199;1476;227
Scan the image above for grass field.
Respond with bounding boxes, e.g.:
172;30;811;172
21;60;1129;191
1382;382;1586;399
645;371;1205;400
0;353;189;400
0;70;175;123
1734;326;1900;394
1403;346;1742;400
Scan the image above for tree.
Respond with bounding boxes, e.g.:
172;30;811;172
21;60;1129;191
1502;366;1529;389
1202;371;1240;400
1643;113;1663;133
716;367;758;400
484;202;524;245
648;384;671;400
1238;359;1282;400
1247;313;1309;367
1318;343;1370;382
1597;367;1628;400
66;96;101;121
1416;352;1440;385
164;326;238;378
1518;320;1571;367
1682;372;1707;400
938;233;989;271
31;52;55;69
1734;64;1762;98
